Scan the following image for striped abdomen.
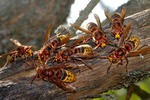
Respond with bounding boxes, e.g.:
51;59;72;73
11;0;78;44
125;36;140;52
73;44;93;55
51;35;70;47
42;68;76;83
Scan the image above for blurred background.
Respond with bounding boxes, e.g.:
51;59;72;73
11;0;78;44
0;0;150;100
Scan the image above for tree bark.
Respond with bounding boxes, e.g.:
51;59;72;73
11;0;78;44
1;7;150;100
116;0;150;16
0;0;74;54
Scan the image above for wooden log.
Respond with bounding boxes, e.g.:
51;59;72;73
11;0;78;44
1;8;150;100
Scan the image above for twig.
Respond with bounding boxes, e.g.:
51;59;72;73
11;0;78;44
55;0;100;35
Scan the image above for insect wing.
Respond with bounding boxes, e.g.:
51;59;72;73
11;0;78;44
71;24;91;34
44;24;53;44
127;47;150;57
94;14;102;30
51;78;76;93
119;22;131;46
121;8;126;22
71;35;91;47
104;9;112;24
10;39;22;47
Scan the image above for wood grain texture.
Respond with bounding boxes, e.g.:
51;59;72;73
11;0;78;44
1;9;150;100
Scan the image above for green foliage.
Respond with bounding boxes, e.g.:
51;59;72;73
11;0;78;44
93;77;150;100
92;98;104;100
136;77;150;93
130;93;141;100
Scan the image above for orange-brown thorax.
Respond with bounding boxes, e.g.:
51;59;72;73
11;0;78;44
111;18;123;39
108;40;135;63
38;35;70;62
92;30;107;47
17;46;32;56
109;47;127;63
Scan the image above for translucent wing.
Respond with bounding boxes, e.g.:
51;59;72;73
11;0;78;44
71;35;91;47
121;8;126;23
51;78;76;93
104;9;112;24
10;39;22;47
71;24;91;34
94;14;102;30
119;22;131;46
127;47;150;57
44;24;53;44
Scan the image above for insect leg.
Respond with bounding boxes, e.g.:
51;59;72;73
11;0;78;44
100;56;108;59
71;57;92;70
30;73;38;85
93;43;102;50
2;55;12;68
117;59;123;68
83;37;91;43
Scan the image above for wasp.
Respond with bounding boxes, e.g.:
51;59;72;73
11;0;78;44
71;14;113;50
72;44;99;59
105;8;127;40
30;63;76;93
0;39;37;68
49;35;96;69
37;24;71;63
52;43;98;70
100;23;150;73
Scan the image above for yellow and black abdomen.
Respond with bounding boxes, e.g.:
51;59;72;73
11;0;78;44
59;35;70;45
50;34;70;47
74;44;93;55
56;69;76;83
125;36;140;51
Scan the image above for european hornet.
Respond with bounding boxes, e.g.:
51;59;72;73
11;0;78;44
51;36;97;70
71;44;99;59
30;63;76;93
37;24;71;63
0;39;37;68
56;44;98;60
101;23;150;73
71;14;113;50
105;8;126;40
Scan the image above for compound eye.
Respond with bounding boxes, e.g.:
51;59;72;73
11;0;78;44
95;32;98;36
117;22;121;26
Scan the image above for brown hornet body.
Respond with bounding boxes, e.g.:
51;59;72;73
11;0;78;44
105;8;126;40
0;39;36;68
101;21;150;73
31;64;76;93
38;34;70;63
71;14;111;49
102;36;140;73
37;25;71;63
52;44;96;70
